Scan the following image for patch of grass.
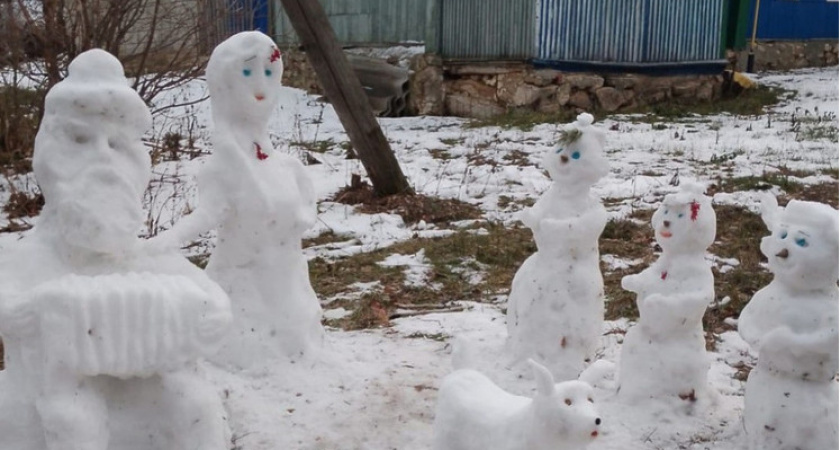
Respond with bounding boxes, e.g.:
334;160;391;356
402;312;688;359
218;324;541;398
312;224;535;330
2;190;44;219
290;139;335;153
714;173;804;195
601;212;655;321
440;137;464;146
428;149;453;160
796;124;838;143
502;149;532;166
786;181;839;209
303;230;353;248
630;85;792;119
332;182;482;225
706;205;772;344
466;110;578;132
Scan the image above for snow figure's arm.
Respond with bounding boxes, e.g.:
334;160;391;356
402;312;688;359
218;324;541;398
149;162;231;250
759;326;839;381
286;157;317;233
0;291;37;338
517;207;539;231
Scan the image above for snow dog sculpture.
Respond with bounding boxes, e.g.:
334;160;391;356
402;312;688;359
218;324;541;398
738;196;838;450
617;183;717;413
155;31;324;366
0;49;232;450
433;359;601;450
506;112;609;381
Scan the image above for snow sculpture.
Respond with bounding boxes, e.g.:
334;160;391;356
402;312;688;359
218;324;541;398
506;113;609;380
154;31;323;366
433;359;601;450
738;196;838;450
0;49;232;450
616;183;716;412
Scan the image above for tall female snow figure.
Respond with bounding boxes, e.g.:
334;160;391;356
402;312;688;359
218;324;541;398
157;32;324;367
506;113;609;381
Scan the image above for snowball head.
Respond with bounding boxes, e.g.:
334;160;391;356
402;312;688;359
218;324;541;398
760;200;839;290
206;31;284;123
32;49;152;254
542;113;609;187
651;183;716;254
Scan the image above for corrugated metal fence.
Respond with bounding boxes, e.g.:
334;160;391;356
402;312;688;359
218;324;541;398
271;0;428;45
437;0;536;60
536;0;725;63
748;0;839;40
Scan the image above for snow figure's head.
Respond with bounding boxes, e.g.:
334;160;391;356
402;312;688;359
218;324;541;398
529;360;602;446
651;183;716;255
760;198;838;291
543;113;609;189
206;31;284;125
33;49;151;255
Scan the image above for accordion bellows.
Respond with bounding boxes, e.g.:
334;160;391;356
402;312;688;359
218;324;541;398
32;272;228;378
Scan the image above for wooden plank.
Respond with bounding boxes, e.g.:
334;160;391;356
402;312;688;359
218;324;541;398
278;0;412;196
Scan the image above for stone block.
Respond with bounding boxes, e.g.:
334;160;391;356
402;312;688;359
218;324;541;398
449;79;497;100
605;74;640;90
568;90;592;110
525;69;561;87
594;86;626;112
560;73;605;90
445;94;505;119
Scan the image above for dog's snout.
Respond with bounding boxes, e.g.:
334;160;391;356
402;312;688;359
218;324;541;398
663;220;671;228
595;418;601;425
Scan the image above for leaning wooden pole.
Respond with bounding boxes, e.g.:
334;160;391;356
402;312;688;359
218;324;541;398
279;0;413;197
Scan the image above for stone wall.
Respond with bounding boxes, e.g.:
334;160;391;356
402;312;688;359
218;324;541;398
729;40;839;72
409;54;724;119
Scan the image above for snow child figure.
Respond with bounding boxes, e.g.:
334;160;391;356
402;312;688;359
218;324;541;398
0;49;232;450
506;113;609;381
616;183;716;413
154;31;324;367
738;196;838;450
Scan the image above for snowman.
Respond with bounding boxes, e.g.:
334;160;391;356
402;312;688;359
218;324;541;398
738;196;838;450
155;31;324;367
616;184;717;414
506;113;609;381
0;49;232;450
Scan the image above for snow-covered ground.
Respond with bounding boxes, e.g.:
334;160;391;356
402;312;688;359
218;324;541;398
0;67;837;449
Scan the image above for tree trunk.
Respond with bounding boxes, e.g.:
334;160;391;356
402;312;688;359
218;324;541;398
278;0;412;197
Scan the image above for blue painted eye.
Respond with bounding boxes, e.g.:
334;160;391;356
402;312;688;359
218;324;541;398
571;151;581;160
795;237;808;247
664;210;669;215
678;213;684;218
555;147;564;154
265;69;272;76
780;231;788;239
242;69;252;77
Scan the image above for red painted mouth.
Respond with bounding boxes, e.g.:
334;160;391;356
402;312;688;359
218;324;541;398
255;94;265;101
591;431;599;438
660;230;672;238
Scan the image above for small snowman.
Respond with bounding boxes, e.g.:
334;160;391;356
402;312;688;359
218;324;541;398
738;196;838;450
156;31;324;367
0;49;232;450
617;183;716;413
506;113;609;381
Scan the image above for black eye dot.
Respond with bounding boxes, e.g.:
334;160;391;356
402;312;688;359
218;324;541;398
564;398;572;406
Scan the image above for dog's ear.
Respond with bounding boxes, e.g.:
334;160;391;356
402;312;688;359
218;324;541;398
528;359;555;397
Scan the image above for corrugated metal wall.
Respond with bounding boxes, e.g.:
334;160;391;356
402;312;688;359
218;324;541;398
438;0;536;60
272;0;428;45
748;0;839;40
536;0;725;63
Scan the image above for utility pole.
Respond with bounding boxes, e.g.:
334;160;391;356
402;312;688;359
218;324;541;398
279;0;413;197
